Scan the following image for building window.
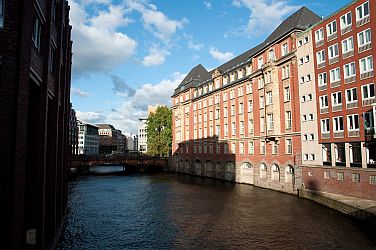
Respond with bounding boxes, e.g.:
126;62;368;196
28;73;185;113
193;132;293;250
364;110;375;129
260;141;266;155
248;119;254;134
224;124;228;136
266;91;273;105
224;107;228;118
319;95;328;109
216;144;220;154
286;111;292;129
231;122;236;136
342;36;354;54
0;0;4;28
340;11;352;30
247;100;253;112
316;50;326;64
49;45;56;73
328;43;339;59
332;91;342;107
246;83;252;94
269;49;275;61
284;87;290;102
358;28;371;47
359;55;373;74
370;176;376;185
223;92;228;101
333;116;344;132
318;72;327;86
267;113;274;130
352;173;360;183
286;139;292;154
337;172;344;181
231;105;235;116
272;141;278;155
347;114;359;130
259;96;264;109
239;142;245;154
231;142;236;154
258;56;263;69
326;20;337;36
298;39;303;47
248;141;254;155
239;102;244;114
321;118;330;133
304;36;309;44
240;121;244;135
356;1;369;21
282;65;290;79
215;125;220;136
344;62;356;79
315;28;324;42
32;14;42;50
281;43;288;56
238;86;243;97
362;83;375;100
330;67;341;83
346;88;358;104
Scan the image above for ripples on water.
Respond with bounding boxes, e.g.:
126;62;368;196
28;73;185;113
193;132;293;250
59;170;376;249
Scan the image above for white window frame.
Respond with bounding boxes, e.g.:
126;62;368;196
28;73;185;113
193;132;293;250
344;62;356;79
316;50;326;64
318;72;327;86
347;114;359;131
281;43;289;56
362;83;375;100
267;113;274;130
359;55;373;74
356;1;370;21
284;87;290;102
358;28;371;47
328;43;339;59
346;87;358;104
326;20;337;36
332;91;342;107
286;111;292;129
330;67;341;83
333;116;344;132
320;95;329;108
286;139;292;154
340;11;352;30
321;118;330;133
342;36;354;54
258;56;263;69
315;28;324;42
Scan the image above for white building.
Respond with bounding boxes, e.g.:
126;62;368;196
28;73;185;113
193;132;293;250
138;118;147;153
77;120;99;155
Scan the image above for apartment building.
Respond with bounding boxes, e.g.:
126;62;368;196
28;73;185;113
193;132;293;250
138;118;148;153
0;0;73;248
298;0;376;200
77;120;99;155
171;7;321;194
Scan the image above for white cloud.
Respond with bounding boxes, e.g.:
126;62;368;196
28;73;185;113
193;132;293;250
142;45;170;67
204;1;212;10
69;0;137;77
76;111;106;124
209;47;234;63
125;0;188;42
71;87;92;97
232;0;300;36
188;40;204;51
77;72;186;134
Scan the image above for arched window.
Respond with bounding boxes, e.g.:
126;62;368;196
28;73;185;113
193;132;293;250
272;164;280;181
269;49;275;61
260;163;267;178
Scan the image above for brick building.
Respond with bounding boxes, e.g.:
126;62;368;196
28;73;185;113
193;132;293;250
0;0;72;248
171;7;321;194
298;0;376;200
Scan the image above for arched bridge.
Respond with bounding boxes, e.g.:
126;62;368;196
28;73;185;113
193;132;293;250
69;155;169;173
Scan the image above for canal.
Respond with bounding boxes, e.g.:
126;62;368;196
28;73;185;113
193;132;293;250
59;168;376;249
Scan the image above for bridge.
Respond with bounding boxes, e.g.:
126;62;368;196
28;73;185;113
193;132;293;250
69;154;170;174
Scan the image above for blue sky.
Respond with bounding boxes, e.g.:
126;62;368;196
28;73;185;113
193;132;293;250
69;0;351;134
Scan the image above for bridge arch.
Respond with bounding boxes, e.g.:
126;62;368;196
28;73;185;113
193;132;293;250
271;164;280;182
239;162;254;184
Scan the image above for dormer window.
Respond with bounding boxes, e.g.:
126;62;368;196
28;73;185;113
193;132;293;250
268;50;275;61
215;79;220;89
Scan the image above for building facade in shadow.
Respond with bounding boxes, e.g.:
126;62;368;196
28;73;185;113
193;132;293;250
0;0;73;248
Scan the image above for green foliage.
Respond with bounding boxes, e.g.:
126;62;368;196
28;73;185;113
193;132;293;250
146;106;172;156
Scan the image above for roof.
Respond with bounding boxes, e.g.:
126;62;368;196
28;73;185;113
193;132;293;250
172;6;321;97
96;124;115;130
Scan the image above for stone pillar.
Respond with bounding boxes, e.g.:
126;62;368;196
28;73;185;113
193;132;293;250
345;142;350;168
361;142;367;169
331;143;336;167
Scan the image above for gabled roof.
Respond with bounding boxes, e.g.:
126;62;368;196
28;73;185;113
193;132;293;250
172;6;321;97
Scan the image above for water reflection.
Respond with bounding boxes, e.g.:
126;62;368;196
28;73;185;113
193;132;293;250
59;172;375;249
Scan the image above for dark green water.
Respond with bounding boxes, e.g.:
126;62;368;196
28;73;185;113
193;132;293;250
59;169;376;249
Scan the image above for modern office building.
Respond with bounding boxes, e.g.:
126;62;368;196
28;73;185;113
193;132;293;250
0;0;73;248
138;118;148;153
77;120;99;155
171;7;321;194
69;104;79;155
298;0;376;200
97;124;118;154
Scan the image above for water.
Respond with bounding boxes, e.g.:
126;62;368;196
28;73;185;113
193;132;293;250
59;171;376;249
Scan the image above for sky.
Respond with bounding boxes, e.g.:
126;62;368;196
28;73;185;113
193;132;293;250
69;0;351;135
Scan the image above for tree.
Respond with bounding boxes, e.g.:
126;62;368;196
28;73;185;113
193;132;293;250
146;106;172;157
